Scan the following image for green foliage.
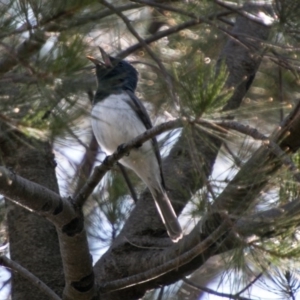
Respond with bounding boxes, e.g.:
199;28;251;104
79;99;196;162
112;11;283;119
40;34;88;75
0;0;96;140
275;0;300;28
278;153;300;211
269;269;300;300
0;0;15;32
173;56;232;117
257;231;300;261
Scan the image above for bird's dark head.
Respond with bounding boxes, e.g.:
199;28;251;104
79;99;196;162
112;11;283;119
87;47;138;100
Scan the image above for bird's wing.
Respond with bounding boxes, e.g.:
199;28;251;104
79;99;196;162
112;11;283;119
125;90;166;189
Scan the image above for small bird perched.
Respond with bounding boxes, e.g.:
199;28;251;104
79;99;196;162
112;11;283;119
87;47;182;242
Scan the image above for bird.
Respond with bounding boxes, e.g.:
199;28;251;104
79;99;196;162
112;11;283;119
87;47;182;242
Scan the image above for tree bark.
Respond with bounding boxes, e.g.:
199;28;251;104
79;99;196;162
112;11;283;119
0;127;64;299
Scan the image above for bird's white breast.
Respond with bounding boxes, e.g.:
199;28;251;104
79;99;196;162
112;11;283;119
91;92;162;193
91;93;147;155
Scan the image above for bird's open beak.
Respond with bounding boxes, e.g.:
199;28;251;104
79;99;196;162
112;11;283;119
86;55;102;65
86;47;113;67
98;46;112;67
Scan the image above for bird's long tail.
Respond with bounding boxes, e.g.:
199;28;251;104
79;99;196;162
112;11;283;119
152;189;183;242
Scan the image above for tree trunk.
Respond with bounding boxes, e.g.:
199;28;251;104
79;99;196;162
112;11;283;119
0;127;64;299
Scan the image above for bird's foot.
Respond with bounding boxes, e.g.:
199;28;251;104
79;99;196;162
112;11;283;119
117;143;130;156
134;142;143;149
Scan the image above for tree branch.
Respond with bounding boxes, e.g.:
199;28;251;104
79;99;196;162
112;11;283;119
73;91;100;196
100;219;233;293
182;277;252;300
45;3;142;32
210;119;300;182
77;104;300;298
0;166;96;299
118;10;232;58
212;100;300;214
131;0;204;19
0;256;62;300
237;195;300;239
74;118;184;207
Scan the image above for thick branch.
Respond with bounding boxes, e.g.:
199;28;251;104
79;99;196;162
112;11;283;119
74;133;99;195
213;101;300;214
237;196;300;238
0;166;95;299
74;118;183;206
100;220;232;293
0;130;65;300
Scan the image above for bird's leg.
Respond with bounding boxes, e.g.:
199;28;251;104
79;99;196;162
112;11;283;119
117;143;130;156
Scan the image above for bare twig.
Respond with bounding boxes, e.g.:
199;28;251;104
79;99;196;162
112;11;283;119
118;10;232;58
278;66;284;121
45;3;142;32
74;117;184;207
0;256;62;300
100;0;178;106
223;141;243;167
74;111;300;207
131;0;200;19
236;272;263;296
237;194;300;238
200;119;300;183
182;277;252;300
0;3;142;39
157;287;164;300
132;0;271;56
